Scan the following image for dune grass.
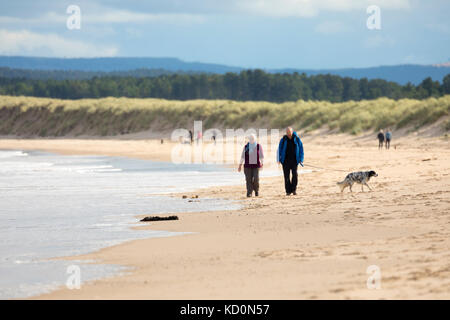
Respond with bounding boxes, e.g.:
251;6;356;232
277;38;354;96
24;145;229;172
0;95;449;136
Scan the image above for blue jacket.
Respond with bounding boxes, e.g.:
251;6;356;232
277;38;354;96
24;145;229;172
277;132;304;165
385;132;392;140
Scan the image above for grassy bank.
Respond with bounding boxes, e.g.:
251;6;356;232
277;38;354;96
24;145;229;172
0;95;449;137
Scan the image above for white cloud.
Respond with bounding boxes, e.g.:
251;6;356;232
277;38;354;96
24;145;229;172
0;9;205;26
82;10;206;24
236;0;411;18
0;29;118;57
0;0;411;24
0;12;66;25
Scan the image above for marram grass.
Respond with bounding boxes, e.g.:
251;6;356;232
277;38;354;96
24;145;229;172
0;95;449;136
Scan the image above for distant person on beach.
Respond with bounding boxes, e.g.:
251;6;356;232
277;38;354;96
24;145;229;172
196;131;203;145
385;129;392;149
277;127;304;196
377;130;385;150
212;130;217;145
189;130;193;144
238;134;264;197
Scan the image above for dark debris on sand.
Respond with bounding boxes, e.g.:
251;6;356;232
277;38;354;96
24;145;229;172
140;215;179;222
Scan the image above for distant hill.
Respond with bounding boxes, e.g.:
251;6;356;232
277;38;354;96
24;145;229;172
0;67;190;80
276;65;450;86
0;56;449;85
0;56;241;74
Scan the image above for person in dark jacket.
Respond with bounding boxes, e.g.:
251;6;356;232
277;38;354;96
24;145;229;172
188;130;193;144
238;134;264;197
385;129;392;149
377;130;385;150
277;127;304;196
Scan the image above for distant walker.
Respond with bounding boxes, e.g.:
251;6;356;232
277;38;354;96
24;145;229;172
377;130;385;150
385;129;392;149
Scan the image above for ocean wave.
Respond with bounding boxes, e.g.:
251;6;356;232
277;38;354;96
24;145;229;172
75;165;122;173
0;161;54;173
0;150;29;159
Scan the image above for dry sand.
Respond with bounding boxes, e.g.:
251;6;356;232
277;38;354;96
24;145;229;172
1;133;449;299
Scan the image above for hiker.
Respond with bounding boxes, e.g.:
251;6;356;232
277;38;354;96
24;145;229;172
277;127;304;196
238;134;264;197
385;129;392;149
189;130;193;144
377;130;385;149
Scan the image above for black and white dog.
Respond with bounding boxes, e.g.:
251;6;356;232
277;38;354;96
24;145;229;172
337;171;378;192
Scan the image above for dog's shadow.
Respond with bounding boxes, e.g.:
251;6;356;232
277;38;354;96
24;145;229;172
338;189;372;197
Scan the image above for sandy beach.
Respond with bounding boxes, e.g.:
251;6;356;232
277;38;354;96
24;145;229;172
1;132;449;299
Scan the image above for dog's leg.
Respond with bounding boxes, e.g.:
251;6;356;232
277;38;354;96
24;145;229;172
364;182;372;191
349;183;353;192
361;184;364;192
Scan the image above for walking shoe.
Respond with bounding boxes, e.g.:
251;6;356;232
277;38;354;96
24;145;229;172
286;192;291;196
255;191;259;197
292;191;297;195
247;194;252;198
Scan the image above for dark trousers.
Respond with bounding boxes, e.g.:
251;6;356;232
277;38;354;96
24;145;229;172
282;162;298;194
244;167;259;195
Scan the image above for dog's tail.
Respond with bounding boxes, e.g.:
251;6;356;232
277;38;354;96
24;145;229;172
337;179;346;192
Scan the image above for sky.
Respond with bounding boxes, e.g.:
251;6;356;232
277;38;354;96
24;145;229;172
0;0;449;69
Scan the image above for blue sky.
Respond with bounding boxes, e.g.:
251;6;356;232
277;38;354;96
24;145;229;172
0;0;449;69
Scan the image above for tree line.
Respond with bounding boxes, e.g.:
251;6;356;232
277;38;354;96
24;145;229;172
1;70;449;102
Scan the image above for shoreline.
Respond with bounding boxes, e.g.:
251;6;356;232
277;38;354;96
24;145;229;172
1;134;449;299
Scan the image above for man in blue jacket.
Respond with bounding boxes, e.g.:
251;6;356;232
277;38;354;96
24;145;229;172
277;127;304;196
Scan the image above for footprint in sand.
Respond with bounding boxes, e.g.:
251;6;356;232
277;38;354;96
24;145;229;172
329;288;346;293
342;251;361;256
